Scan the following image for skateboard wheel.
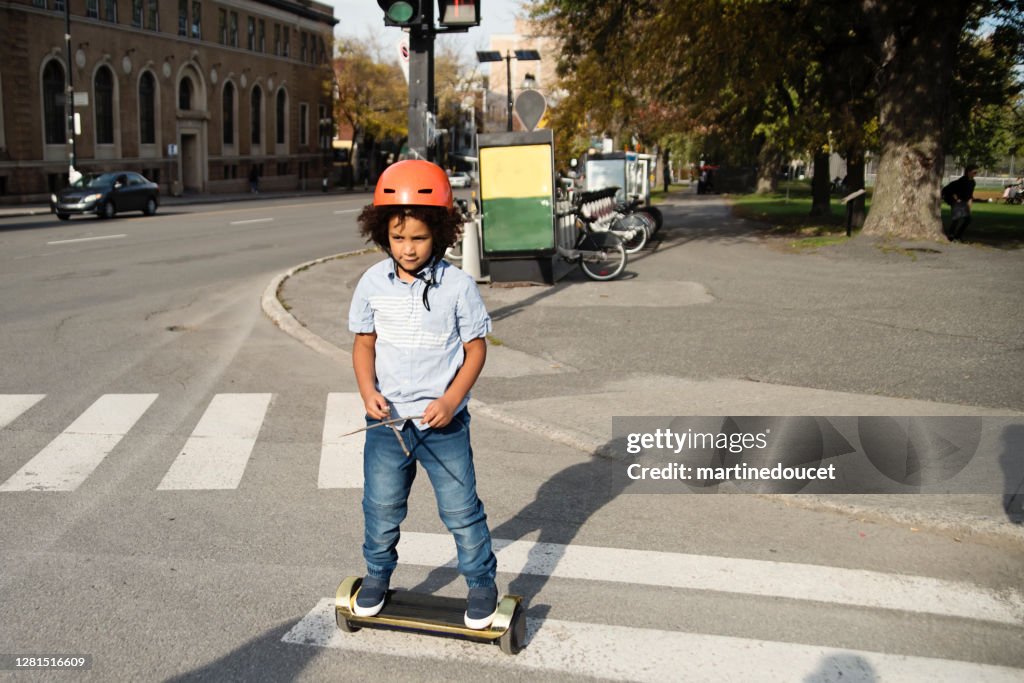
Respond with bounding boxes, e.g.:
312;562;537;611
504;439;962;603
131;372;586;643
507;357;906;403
498;603;525;655
338;618;360;633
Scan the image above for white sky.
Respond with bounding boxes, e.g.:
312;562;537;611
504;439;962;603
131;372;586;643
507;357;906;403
327;1;526;64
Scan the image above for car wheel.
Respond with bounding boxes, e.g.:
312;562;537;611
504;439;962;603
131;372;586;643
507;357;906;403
143;197;158;216
100;201;116;220
56;213;70;221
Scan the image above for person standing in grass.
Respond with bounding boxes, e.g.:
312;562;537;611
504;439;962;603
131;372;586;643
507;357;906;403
942;164;978;242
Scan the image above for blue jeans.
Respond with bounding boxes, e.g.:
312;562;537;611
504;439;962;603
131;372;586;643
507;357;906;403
362;409;497;589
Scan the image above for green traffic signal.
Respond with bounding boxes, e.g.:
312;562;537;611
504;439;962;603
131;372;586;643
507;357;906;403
386;1;415;23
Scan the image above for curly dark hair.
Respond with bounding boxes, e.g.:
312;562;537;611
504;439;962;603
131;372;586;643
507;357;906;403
356;204;463;256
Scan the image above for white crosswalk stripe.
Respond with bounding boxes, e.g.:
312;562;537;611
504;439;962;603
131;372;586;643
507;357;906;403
0;394;45;430
157;393;273;490
318;392;366;489
0;394;158;492
375;531;1024;626
284;598;1024;682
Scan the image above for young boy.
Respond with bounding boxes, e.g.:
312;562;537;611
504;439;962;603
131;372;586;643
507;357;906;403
347;159;499;629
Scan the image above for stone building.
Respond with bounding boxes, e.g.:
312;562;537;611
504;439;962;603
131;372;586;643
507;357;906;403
0;0;337;203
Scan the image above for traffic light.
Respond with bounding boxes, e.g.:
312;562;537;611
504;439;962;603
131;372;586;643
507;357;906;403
377;1;424;27
437;0;479;27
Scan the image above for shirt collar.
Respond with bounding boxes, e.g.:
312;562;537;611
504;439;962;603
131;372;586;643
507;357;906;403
386;256;445;285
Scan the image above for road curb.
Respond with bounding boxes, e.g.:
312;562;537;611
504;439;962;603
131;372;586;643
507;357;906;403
260;250;374;366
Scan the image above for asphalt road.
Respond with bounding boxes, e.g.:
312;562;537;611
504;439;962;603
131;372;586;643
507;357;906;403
1;195;1022;681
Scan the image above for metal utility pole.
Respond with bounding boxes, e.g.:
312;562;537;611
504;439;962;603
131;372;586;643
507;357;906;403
63;1;78;181
505;52;513;132
406;3;434;161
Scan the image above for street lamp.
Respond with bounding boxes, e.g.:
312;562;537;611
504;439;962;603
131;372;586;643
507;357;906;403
476;49;540;132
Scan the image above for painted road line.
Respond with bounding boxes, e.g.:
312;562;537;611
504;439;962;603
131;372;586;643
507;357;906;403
157;393;272;490
47;234;126;245
333;209;360;214
284;598;1024;682
318;393;366;489
0;394;158;492
229;218;274;225
0;395;45;430
394;532;1023;626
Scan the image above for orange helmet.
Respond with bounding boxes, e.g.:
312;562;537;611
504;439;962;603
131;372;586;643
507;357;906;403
373;160;453;208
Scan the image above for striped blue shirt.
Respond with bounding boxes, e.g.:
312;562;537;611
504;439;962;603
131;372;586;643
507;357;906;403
348;257;491;430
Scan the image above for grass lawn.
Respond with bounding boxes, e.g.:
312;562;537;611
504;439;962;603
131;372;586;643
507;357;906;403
728;181;1024;249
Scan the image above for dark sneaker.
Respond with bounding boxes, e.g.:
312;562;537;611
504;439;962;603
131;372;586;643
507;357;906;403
464;585;498;630
353;576;389;617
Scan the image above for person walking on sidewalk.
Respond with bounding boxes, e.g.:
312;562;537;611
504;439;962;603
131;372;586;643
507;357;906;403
942;164;978;242
347;159;500;630
249;166;260;194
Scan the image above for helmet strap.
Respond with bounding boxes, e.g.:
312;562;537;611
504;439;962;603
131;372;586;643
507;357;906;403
389;251;439;311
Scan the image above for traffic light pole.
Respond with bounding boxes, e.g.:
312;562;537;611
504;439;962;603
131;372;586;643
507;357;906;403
406;4;434;161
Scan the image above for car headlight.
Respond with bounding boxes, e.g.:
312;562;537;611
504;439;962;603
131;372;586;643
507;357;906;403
51;194;58;204
83;193;103;203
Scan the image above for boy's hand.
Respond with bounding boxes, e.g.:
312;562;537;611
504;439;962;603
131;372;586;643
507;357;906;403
362;392;390;421
422;397;457;429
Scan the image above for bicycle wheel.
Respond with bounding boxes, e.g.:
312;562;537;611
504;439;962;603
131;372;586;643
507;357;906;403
612;214;648;254
639;206;663;235
578;231;627;281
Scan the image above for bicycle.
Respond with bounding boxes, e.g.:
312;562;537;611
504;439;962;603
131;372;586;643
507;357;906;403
446;192;626;281
556;196;628;281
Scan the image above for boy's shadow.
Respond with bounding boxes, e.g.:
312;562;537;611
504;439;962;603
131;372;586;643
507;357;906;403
410;436;631;635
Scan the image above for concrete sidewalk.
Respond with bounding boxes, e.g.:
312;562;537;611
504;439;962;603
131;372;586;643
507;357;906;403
266;191;1024;543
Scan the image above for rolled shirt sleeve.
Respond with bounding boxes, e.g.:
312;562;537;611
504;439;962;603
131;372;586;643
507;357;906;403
456;277;492;343
348;276;376;334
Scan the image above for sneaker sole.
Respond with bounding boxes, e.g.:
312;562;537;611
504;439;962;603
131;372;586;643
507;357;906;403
352;590;385;617
463;608;497;630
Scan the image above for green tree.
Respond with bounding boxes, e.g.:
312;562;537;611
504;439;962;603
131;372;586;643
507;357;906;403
531;0;1023;239
333;39;407;147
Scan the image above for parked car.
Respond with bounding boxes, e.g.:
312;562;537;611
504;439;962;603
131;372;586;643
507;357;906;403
51;171;160;220
447;171;472;189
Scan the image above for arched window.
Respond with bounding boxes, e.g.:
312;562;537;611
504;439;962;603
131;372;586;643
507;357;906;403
43;60;66;144
251;86;262;145
94;66;114;145
276;89;286;145
179;77;193;110
139;72;156;144
222;82;235;145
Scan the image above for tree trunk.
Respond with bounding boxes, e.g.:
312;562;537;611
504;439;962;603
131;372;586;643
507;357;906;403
756;141;784;194
847;151;867;229
809;151;831;216
861;1;971;240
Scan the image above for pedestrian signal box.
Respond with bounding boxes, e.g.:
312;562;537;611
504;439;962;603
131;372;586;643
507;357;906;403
438;0;480;27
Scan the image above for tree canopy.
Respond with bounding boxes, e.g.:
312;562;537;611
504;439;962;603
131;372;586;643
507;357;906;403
529;0;1024;240
333;38;407;144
